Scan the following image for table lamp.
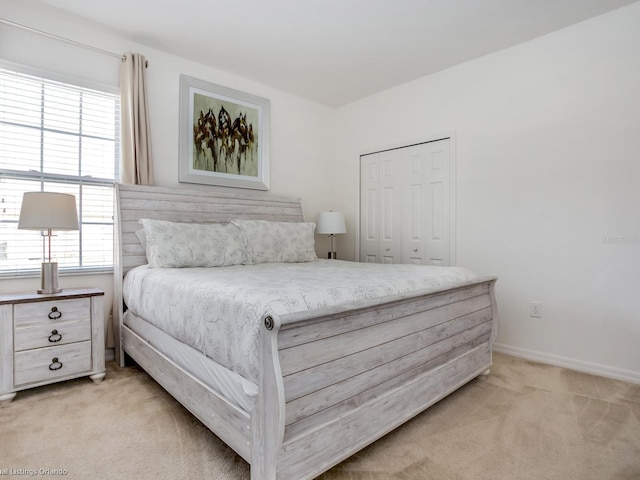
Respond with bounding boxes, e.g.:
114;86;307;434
316;211;346;259
18;192;79;294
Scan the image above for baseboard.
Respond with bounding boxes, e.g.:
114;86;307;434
493;343;640;385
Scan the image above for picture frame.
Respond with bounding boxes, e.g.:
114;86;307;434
179;74;270;190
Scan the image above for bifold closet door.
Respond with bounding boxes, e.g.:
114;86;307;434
403;140;451;265
360;153;382;263
359;138;452;266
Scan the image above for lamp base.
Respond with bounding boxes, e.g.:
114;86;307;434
327;251;337;260
38;262;62;294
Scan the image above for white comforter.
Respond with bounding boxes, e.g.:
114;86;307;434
123;259;478;383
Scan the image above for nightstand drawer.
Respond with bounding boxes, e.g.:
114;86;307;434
15;298;90;327
14;341;92;386
14;318;91;351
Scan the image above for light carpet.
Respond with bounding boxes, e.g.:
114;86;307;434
1;353;639;480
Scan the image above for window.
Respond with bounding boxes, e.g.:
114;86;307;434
0;66;120;276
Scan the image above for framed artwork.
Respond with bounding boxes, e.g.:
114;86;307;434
179;74;270;190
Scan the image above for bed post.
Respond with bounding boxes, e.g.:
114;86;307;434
113;183;126;367
251;315;286;480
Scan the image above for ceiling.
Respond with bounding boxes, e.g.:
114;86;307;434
30;0;640;106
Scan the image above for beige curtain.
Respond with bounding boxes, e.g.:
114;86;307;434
120;52;154;185
110;52;153;351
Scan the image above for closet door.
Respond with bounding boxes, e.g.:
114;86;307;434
378;150;402;263
360;150;404;263
359;154;380;262
359;138;452;266
402;144;429;264
423;139;451;265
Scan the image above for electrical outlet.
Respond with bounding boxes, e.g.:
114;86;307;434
529;301;542;318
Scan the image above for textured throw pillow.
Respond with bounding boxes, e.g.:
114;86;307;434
231;219;317;264
139;219;248;268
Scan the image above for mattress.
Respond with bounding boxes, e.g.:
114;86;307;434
122;259;478;384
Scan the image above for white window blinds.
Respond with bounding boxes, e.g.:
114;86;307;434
0;67;120;276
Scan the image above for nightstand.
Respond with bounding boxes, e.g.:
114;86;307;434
0;288;106;405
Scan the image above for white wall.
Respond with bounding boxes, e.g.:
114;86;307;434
335;4;640;382
0;0;336;346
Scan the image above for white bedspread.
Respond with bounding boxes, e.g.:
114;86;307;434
123;259;478;383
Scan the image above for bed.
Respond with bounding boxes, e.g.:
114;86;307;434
114;183;499;480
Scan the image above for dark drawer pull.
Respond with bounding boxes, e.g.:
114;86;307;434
48;306;62;320
49;358;63;371
48;330;62;343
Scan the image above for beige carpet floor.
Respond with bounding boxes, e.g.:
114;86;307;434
1;353;639;480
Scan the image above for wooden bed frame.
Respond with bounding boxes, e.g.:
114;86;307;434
114;183;499;480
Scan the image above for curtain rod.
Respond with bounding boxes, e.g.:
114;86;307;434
0;17;126;61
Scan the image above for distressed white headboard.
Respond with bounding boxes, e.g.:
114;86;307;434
115;183;305;275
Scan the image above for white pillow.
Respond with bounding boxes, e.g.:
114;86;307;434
139;219;248;268
134;229;147;250
231;219;317;264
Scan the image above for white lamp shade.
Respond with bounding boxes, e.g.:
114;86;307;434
18;192;79;231
316;211;346;235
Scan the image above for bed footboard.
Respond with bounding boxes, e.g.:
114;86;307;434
251;276;498;480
